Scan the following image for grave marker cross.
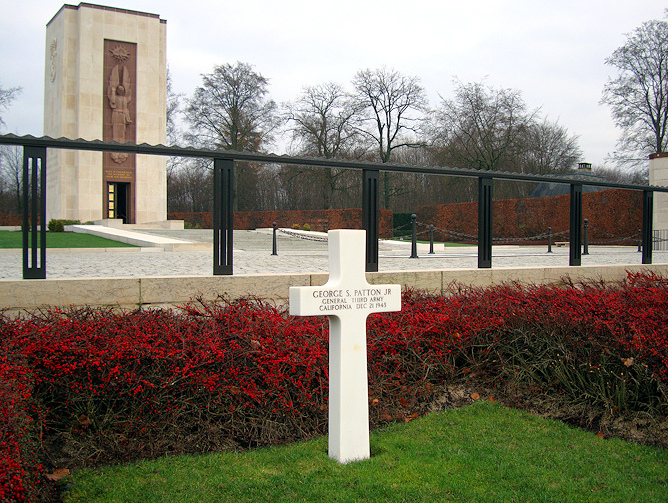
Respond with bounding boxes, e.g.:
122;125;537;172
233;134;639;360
289;229;401;463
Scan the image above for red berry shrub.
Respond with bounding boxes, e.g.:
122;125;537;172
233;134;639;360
435;273;668;412
0;349;51;502
1;273;667;502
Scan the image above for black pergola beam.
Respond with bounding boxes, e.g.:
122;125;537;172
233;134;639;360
3;134;668;194
2;134;666;279
213;158;234;275
362;169;379;272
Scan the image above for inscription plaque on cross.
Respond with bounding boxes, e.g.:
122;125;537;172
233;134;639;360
289;229;401;463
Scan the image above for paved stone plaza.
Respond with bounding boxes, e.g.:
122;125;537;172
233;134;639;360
1;229;665;279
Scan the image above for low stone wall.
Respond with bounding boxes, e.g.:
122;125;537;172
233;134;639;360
2;263;667;316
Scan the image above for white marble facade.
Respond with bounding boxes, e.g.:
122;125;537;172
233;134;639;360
650;153;668;231
44;3;167;224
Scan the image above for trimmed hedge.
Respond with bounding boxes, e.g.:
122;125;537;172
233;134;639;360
47;220;81;232
0;214;25;226
168;209;394;238
416;189;642;243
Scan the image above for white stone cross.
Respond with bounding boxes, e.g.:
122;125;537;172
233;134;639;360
289;229;401;463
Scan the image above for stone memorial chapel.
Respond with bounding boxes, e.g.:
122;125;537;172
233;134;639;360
39;3;668;232
44;3;167;224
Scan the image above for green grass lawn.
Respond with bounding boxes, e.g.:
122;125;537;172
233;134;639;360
0;231;135;249
61;402;668;503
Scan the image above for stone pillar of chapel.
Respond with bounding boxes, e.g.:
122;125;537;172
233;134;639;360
650;153;668;232
44;3;167;224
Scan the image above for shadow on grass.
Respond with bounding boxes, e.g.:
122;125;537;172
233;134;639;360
61;401;668;503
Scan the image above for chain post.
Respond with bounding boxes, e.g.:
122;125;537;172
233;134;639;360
429;224;435;254
410;214;418;258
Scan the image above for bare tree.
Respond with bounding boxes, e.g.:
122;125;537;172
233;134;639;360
286;82;360;158
255;163;285;211
352;67;428;162
285;82;362;209
520;118;582;175
0;81;21;130
165;66;186;200
592;164;648;185
0;145;22;212
166;66;183;147
387;146;435;211
184;62;280;210
167;158;213;213
430;79;538;173
184;62;279;151
352;67;428;208
602;16;668;166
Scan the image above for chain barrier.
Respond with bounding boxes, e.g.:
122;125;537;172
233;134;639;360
587;225;621;238
276;222;650;247
586;225;639;245
277;228;329;242
428;226;479;242
589;235;638;245
380;222;413;242
418;221;569;244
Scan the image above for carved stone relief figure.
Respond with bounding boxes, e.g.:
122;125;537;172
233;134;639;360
49;39;58;83
107;45;132;163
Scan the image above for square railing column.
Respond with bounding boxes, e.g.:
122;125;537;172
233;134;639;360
478;176;493;268
569;183;582;266
642;189;653;264
213;158;234;275
362;169;379;272
22;146;47;279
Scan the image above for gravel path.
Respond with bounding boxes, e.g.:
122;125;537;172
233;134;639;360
1;229;664;279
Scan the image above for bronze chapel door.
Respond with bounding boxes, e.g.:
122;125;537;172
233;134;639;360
106;182;129;223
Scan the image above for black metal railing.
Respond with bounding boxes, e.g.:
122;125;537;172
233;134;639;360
654;229;668;251
2;133;668;279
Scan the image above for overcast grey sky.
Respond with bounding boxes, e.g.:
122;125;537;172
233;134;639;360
0;0;664;167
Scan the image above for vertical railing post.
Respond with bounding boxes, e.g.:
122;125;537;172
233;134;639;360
582;219;589;255
642;190;653;264
547;227;553;253
429;224;435;254
478;177;493;268
363;169;379;272
410;214;418;258
213;158;234;275
22;146;47;279
272;221;278;256
569;183;582;266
